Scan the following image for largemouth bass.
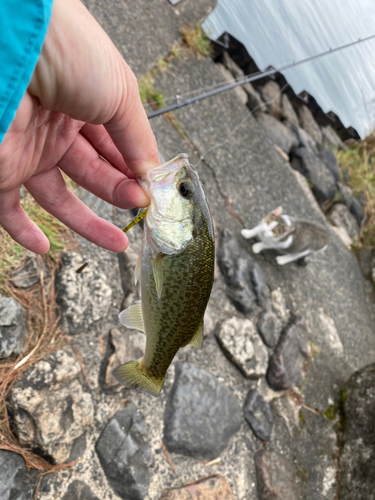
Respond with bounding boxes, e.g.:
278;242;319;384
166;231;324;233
113;154;215;395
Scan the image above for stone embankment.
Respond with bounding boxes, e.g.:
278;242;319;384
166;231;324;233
1;1;375;499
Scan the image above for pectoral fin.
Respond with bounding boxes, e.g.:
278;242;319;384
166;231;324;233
118;302;145;333
134;251;142;286
188;319;204;349
151;255;163;299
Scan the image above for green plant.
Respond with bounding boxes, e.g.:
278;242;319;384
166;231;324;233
180;24;212;59
336;135;375;247
138;72;165;109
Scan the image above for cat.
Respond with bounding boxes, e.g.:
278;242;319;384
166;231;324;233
241;206;329;265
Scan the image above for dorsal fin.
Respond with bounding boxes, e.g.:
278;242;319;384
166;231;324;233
118;302;145;333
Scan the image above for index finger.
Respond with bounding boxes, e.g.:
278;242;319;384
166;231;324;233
104;68;160;176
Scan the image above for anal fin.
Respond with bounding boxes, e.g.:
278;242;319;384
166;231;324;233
118;301;145;333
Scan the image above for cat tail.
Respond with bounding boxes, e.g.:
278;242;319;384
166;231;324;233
112;358;164;396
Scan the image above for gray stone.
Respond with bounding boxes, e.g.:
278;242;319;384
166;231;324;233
243;389;273;441
256;112;298;155
221;52;266;112
216;317;268;378
57;252;112;334
297;105;323;144
339;363;375;500
159;475;236;499
217;64;248;105
261;80;282;118
321;148;340;182
0;295;27;359
163;362;241;460
326;203;359;240
357;247;374;279
105;327;146;388
339;183;365;226
10;254;47;288
322;125;345;150
281;94;299;125
266;317;311;391
254;449;298;500
96;404;152;500
217;229;266;313
257;310;281;348
62;481;99;500
0;450;32;500
296;409;338;500
293;146;338;202
9;347;93;464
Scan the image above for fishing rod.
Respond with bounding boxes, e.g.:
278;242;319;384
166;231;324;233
147;33;375;119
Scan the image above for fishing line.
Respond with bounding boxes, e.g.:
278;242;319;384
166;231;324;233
146;33;375;119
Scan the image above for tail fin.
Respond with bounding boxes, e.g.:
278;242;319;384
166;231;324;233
112;359;164;396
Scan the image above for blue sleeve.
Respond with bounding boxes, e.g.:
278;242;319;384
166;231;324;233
0;0;53;145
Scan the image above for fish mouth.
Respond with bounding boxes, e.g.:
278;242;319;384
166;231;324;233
137;153;190;196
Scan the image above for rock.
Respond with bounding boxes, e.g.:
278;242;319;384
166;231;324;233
321;125;345;150
297;105;323;144
0;295;27;359
256;113;298;155
321;148;340;182
293;146;338;202
246;83;267;113
296;409;338;499
221;51;244;80
9;347;93;464
254;449;298;500
326;203;359;240
329;224;352;248
163;362;241;460
217;229;267;313
218;64;248;105
261;80;282;118
269;289;290;325
57;252;112;334
216;317;268;378
257;310;281;348
243;389;273;441
356;247;374;279
10;254;47;288
96;404;153;500
281;94;299;125
105;327;146;388
339;183;365;226
220;53;266;112
0;450;32;500
266;317;311;391
62;481;99;500
159;475;236;499
339;363;375;500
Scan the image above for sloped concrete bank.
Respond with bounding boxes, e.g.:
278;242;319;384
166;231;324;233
1;2;375;500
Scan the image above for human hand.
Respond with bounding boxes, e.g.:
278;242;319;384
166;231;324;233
0;0;159;254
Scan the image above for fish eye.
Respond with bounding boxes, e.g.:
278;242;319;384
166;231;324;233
178;181;193;199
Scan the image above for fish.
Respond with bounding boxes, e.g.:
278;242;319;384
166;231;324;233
112;153;215;396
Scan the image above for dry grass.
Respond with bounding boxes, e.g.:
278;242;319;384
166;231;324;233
337;135;375;247
180;24;212;59
0;189;79;472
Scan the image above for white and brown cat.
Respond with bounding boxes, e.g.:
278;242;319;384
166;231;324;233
241;207;329;265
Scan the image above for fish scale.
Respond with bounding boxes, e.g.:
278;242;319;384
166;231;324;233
113;154;215;395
